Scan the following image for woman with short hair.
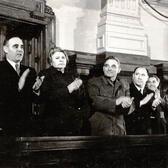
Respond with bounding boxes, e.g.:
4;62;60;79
34;47;89;136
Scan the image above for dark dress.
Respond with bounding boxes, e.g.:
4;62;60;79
39;66;89;136
0;60;36;136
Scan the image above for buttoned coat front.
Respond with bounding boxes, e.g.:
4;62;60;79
125;82;156;135
88;76;130;135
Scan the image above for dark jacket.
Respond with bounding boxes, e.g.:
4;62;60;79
39;66;89;135
125;82;153;135
87;75;130;135
0;60;36;136
150;89;167;134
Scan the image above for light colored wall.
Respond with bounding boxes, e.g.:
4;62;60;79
140;5;168;61
46;0;168;61
46;0;101;54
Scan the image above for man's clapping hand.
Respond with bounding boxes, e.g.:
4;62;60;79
116;96;134;108
140;93;154;107
18;68;30;91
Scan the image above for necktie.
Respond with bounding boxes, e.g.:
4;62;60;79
15;63;20;75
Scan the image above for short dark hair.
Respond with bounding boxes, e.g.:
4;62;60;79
104;56;120;67
3;36;22;46
133;66;149;75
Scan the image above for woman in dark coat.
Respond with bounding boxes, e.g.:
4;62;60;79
34;47;88;136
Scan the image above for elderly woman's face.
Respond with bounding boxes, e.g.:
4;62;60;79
51;51;67;70
147;77;160;91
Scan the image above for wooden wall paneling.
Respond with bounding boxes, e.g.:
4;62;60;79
23;39;28;65
44;17;56;69
28;40;31;67
37;33;41;72
0;135;168;167
31;37;35;68
27;40;31;66
0;0;55;69
0;26;6;61
42;29;46;70
40;30;44;71
34;37;38;72
37;32;43;72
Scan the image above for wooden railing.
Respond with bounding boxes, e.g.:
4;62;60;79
0;135;168;167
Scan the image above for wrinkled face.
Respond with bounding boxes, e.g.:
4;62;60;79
51;51;67;70
133;67;149;88
147;77;160;91
4;37;24;63
103;59;121;81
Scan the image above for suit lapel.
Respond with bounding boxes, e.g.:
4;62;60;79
5;60;19;77
20;65;27;76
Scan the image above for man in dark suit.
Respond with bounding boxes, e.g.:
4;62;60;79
125;67;161;135
0;36;37;136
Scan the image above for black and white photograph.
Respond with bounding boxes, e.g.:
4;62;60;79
0;0;168;167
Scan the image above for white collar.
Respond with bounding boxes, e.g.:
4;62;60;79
7;59;20;71
134;83;144;94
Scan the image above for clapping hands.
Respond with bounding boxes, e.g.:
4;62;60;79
33;76;45;91
140;93;154;107
116;96;134;108
18;68;30;91
152;98;162;109
67;78;83;93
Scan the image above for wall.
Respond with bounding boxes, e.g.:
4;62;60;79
46;0;101;54
140;3;168;61
46;0;168;62
1;0;37;10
